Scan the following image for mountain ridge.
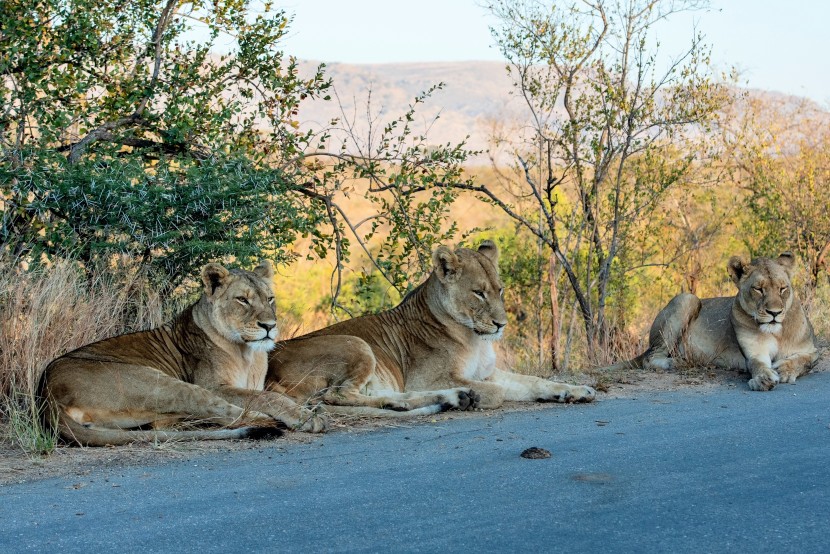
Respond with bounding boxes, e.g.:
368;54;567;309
294;60;826;161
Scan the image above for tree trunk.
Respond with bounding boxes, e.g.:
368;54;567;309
562;299;579;372
548;253;561;372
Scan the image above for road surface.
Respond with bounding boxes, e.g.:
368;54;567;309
2;372;828;553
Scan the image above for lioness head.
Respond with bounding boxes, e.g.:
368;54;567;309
201;260;278;351
728;252;796;335
432;240;508;340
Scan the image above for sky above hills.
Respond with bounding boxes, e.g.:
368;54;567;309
278;0;829;106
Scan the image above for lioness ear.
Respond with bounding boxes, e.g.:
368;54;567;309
252;260;274;279
777;251;795;274
433;246;460;283
727;256;747;285
477;240;499;266
202;263;230;295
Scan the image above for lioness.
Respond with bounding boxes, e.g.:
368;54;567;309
38;261;327;446
267;241;596;414
618;252;818;391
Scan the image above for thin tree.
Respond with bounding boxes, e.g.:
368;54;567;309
447;0;727;365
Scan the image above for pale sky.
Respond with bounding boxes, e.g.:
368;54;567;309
278;0;829;106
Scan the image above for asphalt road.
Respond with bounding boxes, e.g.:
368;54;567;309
2;372;829;553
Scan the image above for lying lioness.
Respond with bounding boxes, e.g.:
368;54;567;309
267;241;596;415
616;252;818;391
38;261;327;446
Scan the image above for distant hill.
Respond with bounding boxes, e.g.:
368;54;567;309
296;60;521;158
294;60;828;163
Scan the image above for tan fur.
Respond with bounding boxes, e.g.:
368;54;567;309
38;261;327;446
618;252;818;391
267;241;596;414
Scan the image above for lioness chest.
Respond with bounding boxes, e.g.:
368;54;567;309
459;340;497;381
205;348;268;391
400;336;496;390
734;327;779;366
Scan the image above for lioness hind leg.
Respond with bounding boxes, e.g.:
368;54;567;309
643;348;675;371
272;336;478;412
42;362;276;443
496;372;595;404
320;405;444;418
645;293;702;369
273;335;412;411
539;382;596;403
56;414;282;446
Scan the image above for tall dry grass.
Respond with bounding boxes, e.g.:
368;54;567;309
0;258;169;455
1;251;825;455
803;282;830;346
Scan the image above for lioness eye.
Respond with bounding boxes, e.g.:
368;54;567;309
473;290;486;300
780;287;788;295
499;288;504;298
236;296;250;305
268;297;275;305
752;287;763;294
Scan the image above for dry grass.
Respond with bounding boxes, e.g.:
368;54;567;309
2;251;826;457
0;258;169;455
804;282;830;345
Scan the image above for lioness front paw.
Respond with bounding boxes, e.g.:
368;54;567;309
772;360;802;384
455;388;480;410
440;388;479;411
748;367;779;391
537;384;596;403
568;385;596;403
379;400;412;411
295;410;329;433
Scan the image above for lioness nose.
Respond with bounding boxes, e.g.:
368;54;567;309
767;309;782;318
493;320;506;330
258;322;276;332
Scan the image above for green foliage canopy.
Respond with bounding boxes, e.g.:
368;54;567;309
0;0;473;297
1;0;332;286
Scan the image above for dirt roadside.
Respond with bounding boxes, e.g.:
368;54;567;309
2;356;826;487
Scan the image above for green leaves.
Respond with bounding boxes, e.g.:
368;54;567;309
1;0;473;310
0;1;329;285
6;155;326;289
0;0;331;164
